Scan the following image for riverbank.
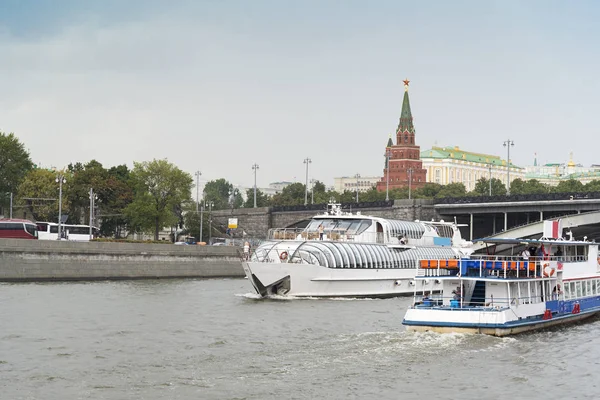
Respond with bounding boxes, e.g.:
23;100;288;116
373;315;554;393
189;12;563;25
0;239;244;282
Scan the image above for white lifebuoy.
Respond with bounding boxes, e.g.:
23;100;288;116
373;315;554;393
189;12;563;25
543;263;555;277
280;251;288;261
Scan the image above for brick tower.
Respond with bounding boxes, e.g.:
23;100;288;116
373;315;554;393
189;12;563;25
376;79;427;192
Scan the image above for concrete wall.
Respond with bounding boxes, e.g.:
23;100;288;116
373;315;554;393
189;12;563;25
0;239;245;282
211;200;436;239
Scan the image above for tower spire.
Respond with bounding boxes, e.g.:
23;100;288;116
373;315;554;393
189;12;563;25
396;79;415;137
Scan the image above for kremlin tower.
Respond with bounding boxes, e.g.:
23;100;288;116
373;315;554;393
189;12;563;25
376;79;427;192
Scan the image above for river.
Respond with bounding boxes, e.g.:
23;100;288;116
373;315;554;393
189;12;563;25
1;278;599;399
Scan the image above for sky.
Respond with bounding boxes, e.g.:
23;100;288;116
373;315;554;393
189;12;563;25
1;0;599;192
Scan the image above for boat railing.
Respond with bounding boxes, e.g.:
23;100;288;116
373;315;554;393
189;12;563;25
267;228;386;244
417;256;575;279
414;294;538;310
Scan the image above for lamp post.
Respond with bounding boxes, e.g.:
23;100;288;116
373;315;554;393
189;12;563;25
228;188;239;211
252;163;259;208
303;158;311;206
199;198;204;244
206;200;214;244
488;164;492;196
56;174;66;240
195;171;202;240
88;188;98;240
407;168;413;200
385;148;391;201
503;139;514;195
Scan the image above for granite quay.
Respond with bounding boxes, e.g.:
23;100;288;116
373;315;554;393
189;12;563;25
0;239;244;282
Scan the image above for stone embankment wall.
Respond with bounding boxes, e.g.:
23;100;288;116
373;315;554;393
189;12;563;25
211;199;436;239
0;239;245;282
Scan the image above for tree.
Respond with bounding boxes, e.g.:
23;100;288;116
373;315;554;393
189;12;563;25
510;178;550;195
124;159;193;240
415;183;443;199
16;168;72;221
270;183;307;206
99;165;134;238
435;183;467;199
66;160;108;224
472;177;507;196
243;188;270;208
554;179;585;194
0;132;34;210
204;179;236;210
584;180;600;193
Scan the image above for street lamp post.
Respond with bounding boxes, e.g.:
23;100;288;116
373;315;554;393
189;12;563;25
56;174;66;240
195;170;202;241
252;163;259;208
385;149;391;201
488;164;492;196
503;139;514;195
88;188;98;240
407;168;413;200
199;199;204;244
355;173;360;202
206;201;214;244
9;192;13;219
303;158;312;206
228;188;239;211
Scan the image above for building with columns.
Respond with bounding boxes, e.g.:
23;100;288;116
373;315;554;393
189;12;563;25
376;79;427;192
420;146;525;191
524;152;600;186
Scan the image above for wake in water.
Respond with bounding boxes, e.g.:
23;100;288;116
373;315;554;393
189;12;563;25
235;292;396;301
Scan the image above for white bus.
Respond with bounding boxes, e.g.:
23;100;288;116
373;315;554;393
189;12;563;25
36;222;99;241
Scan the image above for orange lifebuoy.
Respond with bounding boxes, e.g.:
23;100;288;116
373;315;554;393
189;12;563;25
542;263;555;278
280;251;288;261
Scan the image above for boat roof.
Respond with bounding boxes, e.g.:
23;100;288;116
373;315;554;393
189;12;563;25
473;237;594;246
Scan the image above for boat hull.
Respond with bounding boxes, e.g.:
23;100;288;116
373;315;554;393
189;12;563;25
404;309;600;336
243;261;440;298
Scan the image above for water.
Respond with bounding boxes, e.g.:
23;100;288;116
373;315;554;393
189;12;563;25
1;278;600;400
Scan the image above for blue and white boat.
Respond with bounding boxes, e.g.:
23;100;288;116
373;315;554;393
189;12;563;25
402;220;600;336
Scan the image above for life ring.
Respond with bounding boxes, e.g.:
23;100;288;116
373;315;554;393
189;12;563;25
280;251;288;261
542;263;555;278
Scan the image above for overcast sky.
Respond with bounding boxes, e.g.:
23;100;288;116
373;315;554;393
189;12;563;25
1;0;599;191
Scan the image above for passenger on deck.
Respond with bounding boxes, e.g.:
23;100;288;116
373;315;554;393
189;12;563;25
521;248;530;261
398;234;407;245
555;247;563;260
452;286;462;301
318;224;324;240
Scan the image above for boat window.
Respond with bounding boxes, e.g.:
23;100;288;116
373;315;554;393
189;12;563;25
346;220;362;234
356;220;372;235
333;220;352;232
593;280;598;296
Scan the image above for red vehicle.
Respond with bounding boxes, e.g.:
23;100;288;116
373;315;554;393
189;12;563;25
0;219;39;239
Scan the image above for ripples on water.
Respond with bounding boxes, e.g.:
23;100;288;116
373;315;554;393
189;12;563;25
1;279;599;400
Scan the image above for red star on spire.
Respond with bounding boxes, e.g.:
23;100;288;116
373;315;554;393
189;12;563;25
403;78;410;87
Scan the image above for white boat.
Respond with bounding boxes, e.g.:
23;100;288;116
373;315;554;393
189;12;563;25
242;203;473;297
403;219;600;336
